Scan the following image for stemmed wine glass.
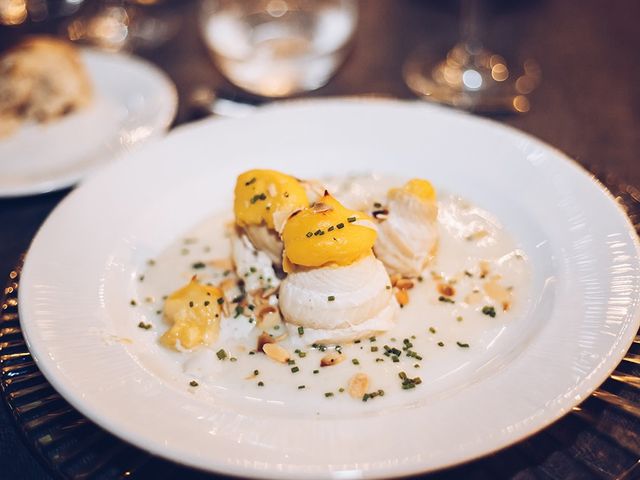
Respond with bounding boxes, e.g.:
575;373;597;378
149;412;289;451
403;0;540;113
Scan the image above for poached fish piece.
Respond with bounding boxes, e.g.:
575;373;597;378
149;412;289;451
279;193;398;344
374;179;438;277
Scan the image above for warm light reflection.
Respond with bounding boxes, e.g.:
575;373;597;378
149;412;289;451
0;0;27;25
491;63;508;81
513;95;530;113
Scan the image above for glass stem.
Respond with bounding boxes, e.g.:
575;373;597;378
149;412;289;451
459;0;483;54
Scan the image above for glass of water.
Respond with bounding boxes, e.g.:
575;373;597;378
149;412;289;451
199;0;358;97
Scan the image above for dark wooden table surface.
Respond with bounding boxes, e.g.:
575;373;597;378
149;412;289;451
1;1;639;479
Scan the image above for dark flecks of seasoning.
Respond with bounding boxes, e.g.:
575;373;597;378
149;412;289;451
138;321;152;330
189;380;199;387
245;177;257;186
438;296;455;304
457;341;470;348
482;305;496;317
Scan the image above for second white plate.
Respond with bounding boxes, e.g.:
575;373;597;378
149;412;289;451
19;99;640;479
0;48;177;197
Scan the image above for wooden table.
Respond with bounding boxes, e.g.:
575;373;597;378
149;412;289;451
1;1;639;478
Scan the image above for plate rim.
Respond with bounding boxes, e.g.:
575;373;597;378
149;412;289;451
18;98;640;479
0;47;178;198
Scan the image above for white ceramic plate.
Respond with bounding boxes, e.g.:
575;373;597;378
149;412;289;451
19;100;640;479
0;48;177;197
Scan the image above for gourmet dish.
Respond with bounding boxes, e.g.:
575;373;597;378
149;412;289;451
0;36;92;138
133;170;530;404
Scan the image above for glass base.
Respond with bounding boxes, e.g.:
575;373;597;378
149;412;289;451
403;43;540;114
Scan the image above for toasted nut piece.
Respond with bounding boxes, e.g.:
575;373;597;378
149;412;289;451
396;278;414;290
464;290;483;305
207;258;233;271
257;306;281;331
261;286;279;299
390;274;402;286
395;289;409;307
479;260;490;278
348;373;370;399
483;277;512;311
320;352;346;367
263;343;290;363
430;271;443;281
257;332;276;351
437;283;455;297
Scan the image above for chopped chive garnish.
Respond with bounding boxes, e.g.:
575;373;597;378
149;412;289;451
245;177;256;186
438;296;455;304
429;327;436;334
249;266;257;273
258;381;264;386
217;297;224;305
336;223;345;229
298;326;304;336
456;341;470;348
352;358;360;365
204;300;210;306
137;321;152;330
437;341;444;347
324;392;334;397
306;232;313;238
327;295;335;302
298;385;306;389
339;387;345;393
313;369;319;374
481;306;496;317
391;355;399;362
328;226;335;231
347;216;356;223
456;316;463;322
371;346;378;352
291;366;300;373
189;380;199;387
216;349;227;360
192;261;206;269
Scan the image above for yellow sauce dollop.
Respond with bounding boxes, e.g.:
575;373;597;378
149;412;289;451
389;178;436;202
234;169;308;230
160;277;223;350
282;193;376;270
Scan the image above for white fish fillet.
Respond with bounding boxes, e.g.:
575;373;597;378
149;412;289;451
279;255;398;341
375;190;438;277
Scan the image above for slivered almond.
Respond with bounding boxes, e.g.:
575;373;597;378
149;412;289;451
390;274;402;286
257;332;276;351
207;258;233;271
348;373;369;399
395;289;409;307
479;260;490;278
263;343;290;363
464;290;483;305
261;286;279;299
395;278;414;290
320;352;345;367
258;311;281;331
437;283;455;297
483;277;512;311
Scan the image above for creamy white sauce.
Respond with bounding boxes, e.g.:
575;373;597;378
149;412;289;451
131;178;531;416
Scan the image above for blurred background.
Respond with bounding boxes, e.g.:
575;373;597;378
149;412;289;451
1;1;639;479
1;0;638;180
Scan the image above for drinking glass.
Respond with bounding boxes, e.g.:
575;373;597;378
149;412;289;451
403;0;540;113
199;0;358;97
